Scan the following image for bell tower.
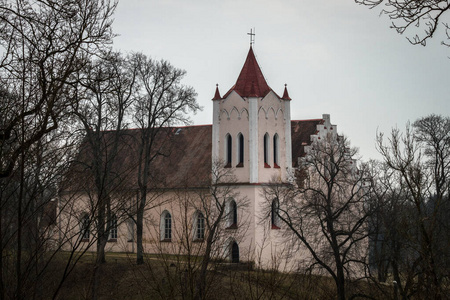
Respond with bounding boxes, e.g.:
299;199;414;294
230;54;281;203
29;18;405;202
212;46;292;184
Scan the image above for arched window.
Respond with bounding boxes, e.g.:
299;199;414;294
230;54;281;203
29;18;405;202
127;219;134;242
273;133;279;168
109;214;118;240
264;133;270;167
80;213;90;240
195;212;205;240
237;133;244;167
271;199;280;229
231;242;239;263
160;211;172;241
227;199;238;228
225;134;232;168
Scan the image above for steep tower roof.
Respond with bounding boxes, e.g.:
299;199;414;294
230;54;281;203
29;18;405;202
223;46;272;98
282;84;292;100
212;84;221;100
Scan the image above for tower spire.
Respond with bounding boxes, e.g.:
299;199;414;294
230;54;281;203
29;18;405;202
282;84;291;100
212;84;221;100
222;47;271;98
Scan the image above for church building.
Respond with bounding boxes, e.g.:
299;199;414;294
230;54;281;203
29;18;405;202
59;45;340;270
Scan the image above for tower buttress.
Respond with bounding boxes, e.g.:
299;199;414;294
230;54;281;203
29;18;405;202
212;85;221;165
248;97;259;183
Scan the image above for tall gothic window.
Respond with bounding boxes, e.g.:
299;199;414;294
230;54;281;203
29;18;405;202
232;200;237;225
80;213;90;240
264;133;270;167
161;211;172;241
273;133;279;168
237;133;244;167
127;219;134;242
231;241;239;263
228;199;238;228
196;212;205;240
109;214;118;240
226;134;232;168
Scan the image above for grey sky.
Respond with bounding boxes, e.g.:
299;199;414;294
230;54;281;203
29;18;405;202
112;0;450;161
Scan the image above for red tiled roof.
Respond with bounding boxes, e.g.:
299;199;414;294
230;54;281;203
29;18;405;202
63;125;212;191
64;120;322;190
223;47;272;99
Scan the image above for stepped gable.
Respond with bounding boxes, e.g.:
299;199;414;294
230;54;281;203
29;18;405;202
291;119;324;167
223;46;272;99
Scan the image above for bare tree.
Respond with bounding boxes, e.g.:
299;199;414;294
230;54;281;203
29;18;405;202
70;52;137;299
130;53;200;265
0;122;101;299
413;115;450;201
265;133;374;300
0;0;117;179
0;1;117;299
375;114;450;299
355;0;450;46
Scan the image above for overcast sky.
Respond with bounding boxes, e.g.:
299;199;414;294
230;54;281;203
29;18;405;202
112;0;450;161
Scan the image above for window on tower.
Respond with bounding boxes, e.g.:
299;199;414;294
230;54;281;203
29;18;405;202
237;133;244;167
225;134;232;168
264;133;270;168
227;199;238;229
273;133;280;168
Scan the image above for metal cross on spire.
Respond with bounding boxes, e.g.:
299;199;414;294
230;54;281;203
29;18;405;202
247;28;255;46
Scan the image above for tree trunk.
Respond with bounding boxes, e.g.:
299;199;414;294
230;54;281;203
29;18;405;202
136;203;144;265
91;236;107;300
96;194;107;264
335;264;346;300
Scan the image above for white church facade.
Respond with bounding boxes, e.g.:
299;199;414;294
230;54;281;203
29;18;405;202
59;46;346;271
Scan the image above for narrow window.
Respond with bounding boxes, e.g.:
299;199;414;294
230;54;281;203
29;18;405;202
228;199;238;228
80;214;90;240
226;134;232;168
232;201;237;225
237;133;244;167
273;133;279;168
231;242;239;263
127;219;134;242
264;133;270;167
271;199;280;229
109;214;118;240
164;213;172;240
161;211;172;241
196;212;205;240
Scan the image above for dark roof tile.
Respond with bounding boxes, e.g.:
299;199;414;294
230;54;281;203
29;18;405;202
64;119;322;189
